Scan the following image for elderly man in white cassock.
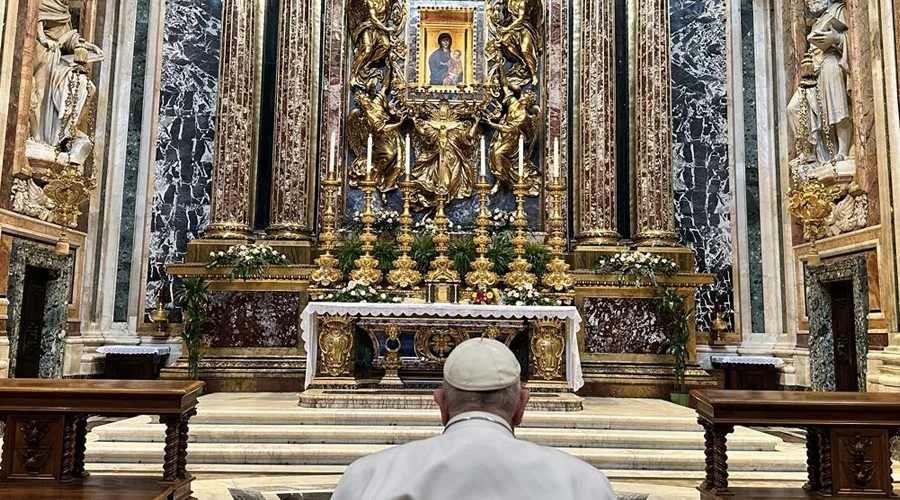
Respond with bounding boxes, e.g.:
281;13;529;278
331;337;617;500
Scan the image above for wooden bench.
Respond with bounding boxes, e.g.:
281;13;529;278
691;389;900;499
0;379;204;500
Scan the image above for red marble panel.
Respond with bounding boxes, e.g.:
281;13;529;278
582;297;668;355
204;291;302;348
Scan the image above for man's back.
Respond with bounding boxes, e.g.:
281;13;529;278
332;412;617;500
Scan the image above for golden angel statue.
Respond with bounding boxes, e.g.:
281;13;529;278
496;0;542;88
347;92;405;193
486;90;541;196
411;101;479;210
348;0;395;90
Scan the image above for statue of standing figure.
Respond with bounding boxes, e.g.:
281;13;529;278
786;0;853;177
28;0;104;168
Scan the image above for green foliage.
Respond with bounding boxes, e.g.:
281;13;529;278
334;238;363;274
447;236;476;277
410;234;436;275
524;242;551;277
486;237;515;276
174;277;210;381
373;240;399;275
660;287;692;393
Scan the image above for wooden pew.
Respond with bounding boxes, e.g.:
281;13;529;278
691;389;900;499
0;379;204;500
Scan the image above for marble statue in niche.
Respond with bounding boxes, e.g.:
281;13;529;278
27;0;104;169
786;0;853;179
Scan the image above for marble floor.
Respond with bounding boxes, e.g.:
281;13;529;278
71;392;829;499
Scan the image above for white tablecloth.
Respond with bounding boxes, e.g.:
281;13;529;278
710;355;783;367
96;346;171;356
300;302;583;391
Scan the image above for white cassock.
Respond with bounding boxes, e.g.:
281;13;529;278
331;411;617;500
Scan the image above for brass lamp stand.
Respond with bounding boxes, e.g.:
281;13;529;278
387;179;422;289
425;186;460;302
350;172;382;286
311;172;343;287
542;177;574;299
504;178;536;287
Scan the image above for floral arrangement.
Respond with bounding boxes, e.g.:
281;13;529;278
502;282;560;307
488;208;518;231
469;287;502;305
592;251;678;287
314;280;400;303
343;208;401;236
207;244;291;280
413;216;456;233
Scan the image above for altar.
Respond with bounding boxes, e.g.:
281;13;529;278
300;302;583;394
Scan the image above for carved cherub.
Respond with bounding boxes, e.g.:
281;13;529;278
485;90;542;196
347;92;405;193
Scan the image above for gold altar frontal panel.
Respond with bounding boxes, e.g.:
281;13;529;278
310;313;568;391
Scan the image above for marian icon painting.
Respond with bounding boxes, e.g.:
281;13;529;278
417;9;475;90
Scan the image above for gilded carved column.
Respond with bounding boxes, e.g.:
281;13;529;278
633;0;678;246
204;0;259;239
266;0;316;239
577;0;619;246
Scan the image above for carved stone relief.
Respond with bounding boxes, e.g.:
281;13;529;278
10;179;56;223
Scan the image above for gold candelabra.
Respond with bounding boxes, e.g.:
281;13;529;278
425;185;460;284
387;179;422;288
350;172;382;286
541;178;574;295
504;179;536;287
148;288;170;334
311;172;344;287
787;176;840;267
465;178;498;290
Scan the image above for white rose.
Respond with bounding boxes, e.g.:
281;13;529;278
515;300;524;306
209;252;215;257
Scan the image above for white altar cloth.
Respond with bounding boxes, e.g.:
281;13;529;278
300;302;584;391
710;355;784;367
96;346;171;356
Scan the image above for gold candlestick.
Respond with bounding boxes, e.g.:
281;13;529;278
312;173;344;287
425;185;459;284
504;179;536;288
387;180;422;288
542;178;574;295
350;173;382;286
465;178;498;290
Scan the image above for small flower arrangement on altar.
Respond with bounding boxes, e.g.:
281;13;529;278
315;280;400;303
469;287;502;305
488;208;517;232
502;282;560;307
592;250;678;287
344;208;401;236
207;243;291;280
413;216;456;234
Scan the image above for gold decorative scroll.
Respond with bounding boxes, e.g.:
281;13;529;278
529;319;564;380
317;315;354;376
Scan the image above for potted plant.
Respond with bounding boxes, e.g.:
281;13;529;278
174;277;210;380
661;287;692;406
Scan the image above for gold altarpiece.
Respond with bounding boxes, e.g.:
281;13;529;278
165;0;715;397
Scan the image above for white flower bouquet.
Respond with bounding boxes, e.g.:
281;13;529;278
501;282;560;307
313;280;400;303
592;251;678;287
206;243;291;280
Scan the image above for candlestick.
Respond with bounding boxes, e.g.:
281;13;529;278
480;135;486;179
505;179;536;288
541;176;574;297
466;180;498;290
350;175;382;286
425;186;460;286
387;180;422;289
311;174;343;287
366;133;373;175
518;135;524;180
328;132;336;174
553;137;560;180
405;134;411;179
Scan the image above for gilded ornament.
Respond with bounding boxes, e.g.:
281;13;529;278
312;175;343;287
786;177;841;267
349;175;383;286
425;186;461;284
529;319;564;380
318;315;354;376
347;92;405;193
485;90;542;196
465;180;499;289
414;327;468;361
380;324;403;386
542;179;574;294
504;180;536;287
348;0;396;91
387;180;422;288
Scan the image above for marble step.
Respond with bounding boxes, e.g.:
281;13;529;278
84;441;807;472
90;422;782;451
185;409;702;431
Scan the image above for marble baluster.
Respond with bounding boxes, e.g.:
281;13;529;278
577;0;619;246
204;0;258;239
267;0;315;239
633;0;678;246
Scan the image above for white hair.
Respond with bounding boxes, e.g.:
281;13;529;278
441;379;521;419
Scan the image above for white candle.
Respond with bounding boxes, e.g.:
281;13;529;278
480;135;486;178
328;131;336;175
553;137;560;180
366;133;373;175
405;134;411;179
518;135;524;180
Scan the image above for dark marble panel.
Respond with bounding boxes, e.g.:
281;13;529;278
6;240;74;378
205;291;301;348
114;0;152;322
740;0;764;333
146;0;221;311
670;0;732;332
582;297;667;355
